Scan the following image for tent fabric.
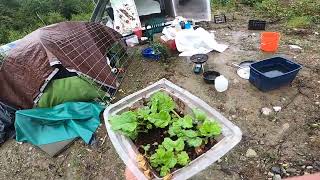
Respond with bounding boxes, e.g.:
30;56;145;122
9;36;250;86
0;101;17;145
15;102;103;146
0;22;123;109
37;76;107;108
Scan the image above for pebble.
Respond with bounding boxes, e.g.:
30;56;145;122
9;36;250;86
286;168;297;174
273;174;282;180
28;147;33;151
268;172;274;177
271;166;282;174
273;106;282;112
262;107;272;116
315;101;320;105
306;166;313;169
313;161;320;170
246;148;258;158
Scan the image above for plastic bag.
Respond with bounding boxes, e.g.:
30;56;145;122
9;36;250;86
0;101;17;144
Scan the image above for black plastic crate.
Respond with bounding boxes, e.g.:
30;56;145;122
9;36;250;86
248;20;266;30
214;15;227;24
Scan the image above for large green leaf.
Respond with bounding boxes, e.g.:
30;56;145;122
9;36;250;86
162;138;185;152
199;120;222;137
148;110;171;128
109;111;138;139
186;137;203;147
181;115;193;128
136;106;150;120
177;151;190;166
192;108;207;121
149;91;175;113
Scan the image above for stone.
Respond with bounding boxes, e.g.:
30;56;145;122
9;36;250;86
246;148;258;158
268;172;274;177
315;101;320;105
273;106;282;112
273;174;282;180
286;168;297;174
306;166;313;169
271;166;282;174
313;161;320;170
289;45;303;52
262;107;273;116
28;147;33;151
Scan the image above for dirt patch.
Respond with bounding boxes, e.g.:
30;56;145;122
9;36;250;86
1;8;320;180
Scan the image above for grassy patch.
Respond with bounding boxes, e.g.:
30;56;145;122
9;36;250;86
287;16;312;29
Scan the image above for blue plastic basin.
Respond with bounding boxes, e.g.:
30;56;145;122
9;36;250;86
249;57;302;91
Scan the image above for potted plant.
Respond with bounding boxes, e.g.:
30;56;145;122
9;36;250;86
104;79;242;179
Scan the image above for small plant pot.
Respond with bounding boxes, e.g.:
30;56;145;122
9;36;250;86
203;71;220;84
104;79;242;180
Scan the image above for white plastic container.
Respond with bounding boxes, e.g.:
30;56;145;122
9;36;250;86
103;79;242;180
215;75;229;92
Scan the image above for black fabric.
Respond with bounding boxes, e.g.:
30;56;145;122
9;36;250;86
52;64;78;80
0;101;17;145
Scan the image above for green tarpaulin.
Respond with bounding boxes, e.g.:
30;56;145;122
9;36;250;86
15;102;103;146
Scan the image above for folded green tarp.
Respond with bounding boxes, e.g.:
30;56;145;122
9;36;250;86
15;102;103;146
38;76;108;108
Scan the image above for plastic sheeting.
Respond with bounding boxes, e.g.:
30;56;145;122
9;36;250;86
174;27;229;56
0;102;17;144
15;102;103;146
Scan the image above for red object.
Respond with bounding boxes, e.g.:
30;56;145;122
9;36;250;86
285;173;320;180
133;28;142;39
260;32;280;52
167;40;177;51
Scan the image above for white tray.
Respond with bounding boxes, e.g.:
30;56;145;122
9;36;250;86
103;79;242;180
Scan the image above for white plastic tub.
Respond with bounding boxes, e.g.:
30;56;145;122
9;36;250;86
103;79;242;180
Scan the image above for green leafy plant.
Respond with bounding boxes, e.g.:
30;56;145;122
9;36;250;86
150;138;190;176
148;110;171;128
150;42;169;61
192;108;207;122
109;111;138;139
109;91;222;177
199;120;222;137
149;91;175;113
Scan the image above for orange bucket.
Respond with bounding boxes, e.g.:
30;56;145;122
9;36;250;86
260;32;280;52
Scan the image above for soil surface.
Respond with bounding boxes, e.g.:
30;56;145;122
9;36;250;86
1;7;320;180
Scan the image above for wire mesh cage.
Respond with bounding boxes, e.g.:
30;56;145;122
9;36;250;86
40;22;135;105
0;52;5;71
0;22;137;109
